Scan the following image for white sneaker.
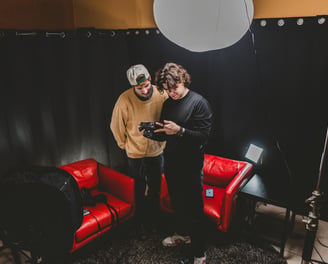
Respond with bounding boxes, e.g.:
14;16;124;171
193;253;206;264
162;233;191;247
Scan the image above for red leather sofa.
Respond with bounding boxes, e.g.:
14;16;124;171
160;154;253;232
59;158;135;253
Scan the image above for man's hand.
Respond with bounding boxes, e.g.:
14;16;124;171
137;124;145;134
154;120;180;135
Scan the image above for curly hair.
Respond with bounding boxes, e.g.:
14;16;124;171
154;62;191;93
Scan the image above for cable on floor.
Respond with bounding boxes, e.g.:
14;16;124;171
317;238;328;248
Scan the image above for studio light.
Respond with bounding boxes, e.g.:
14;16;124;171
245;143;264;164
153;0;254;52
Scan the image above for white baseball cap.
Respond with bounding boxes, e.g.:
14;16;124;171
126;64;150;86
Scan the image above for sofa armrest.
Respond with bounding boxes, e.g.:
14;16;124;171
221;162;253;231
97;163;135;205
159;173;170;211
160;173;168;199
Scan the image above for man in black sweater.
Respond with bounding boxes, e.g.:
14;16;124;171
154;62;212;264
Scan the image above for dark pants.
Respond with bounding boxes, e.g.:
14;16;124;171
164;154;206;258
127;154;164;225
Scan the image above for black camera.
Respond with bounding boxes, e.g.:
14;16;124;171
139;122;161;132
139;122;166;142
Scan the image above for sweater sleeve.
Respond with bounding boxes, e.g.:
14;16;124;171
184;98;212;145
110;96;128;149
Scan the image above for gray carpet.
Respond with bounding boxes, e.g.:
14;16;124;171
71;219;287;264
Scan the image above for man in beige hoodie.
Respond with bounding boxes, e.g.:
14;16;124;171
110;64;167;228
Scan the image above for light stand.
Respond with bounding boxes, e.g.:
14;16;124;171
302;126;328;264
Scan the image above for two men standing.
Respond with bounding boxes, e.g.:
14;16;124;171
110;63;212;264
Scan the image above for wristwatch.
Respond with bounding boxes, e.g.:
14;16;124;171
176;126;184;137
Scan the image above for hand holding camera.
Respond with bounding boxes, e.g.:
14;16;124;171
139;122;166;141
155;120;182;135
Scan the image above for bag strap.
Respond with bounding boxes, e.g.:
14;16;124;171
93;194;119;228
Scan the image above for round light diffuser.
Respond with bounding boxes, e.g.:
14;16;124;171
153;0;254;52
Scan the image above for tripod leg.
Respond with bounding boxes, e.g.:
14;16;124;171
302;227;317;264
280;208;291;257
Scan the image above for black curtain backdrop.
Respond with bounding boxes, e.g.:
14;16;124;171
0;18;327;217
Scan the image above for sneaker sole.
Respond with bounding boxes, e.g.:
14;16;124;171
162;239;191;247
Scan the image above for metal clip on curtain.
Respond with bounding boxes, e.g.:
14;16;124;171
45;32;66;38
15;32;37;36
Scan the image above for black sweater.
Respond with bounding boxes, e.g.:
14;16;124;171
160;90;213;160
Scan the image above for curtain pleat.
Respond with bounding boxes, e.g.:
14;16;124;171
0;21;327;217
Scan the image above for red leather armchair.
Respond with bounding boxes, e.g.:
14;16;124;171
59;158;135;253
160;154;253;232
